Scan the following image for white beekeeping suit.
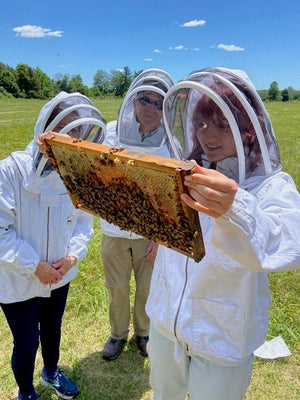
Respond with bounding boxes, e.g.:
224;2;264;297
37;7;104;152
0;92;106;303
146;67;300;377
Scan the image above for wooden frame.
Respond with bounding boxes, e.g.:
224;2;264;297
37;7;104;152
43;133;205;262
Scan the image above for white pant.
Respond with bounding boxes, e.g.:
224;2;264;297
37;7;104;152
148;326;254;400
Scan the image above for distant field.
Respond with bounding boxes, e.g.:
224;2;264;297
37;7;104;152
265;101;300;188
0;98;299;187
0;97;123;160
0;98;299;400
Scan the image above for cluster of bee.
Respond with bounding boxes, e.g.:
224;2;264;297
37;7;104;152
53;147;203;260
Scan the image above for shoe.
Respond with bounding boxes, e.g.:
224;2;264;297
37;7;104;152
102;337;126;361
17;391;38;400
136;335;149;357
40;367;79;399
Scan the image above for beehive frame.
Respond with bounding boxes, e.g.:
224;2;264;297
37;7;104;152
43;132;205;262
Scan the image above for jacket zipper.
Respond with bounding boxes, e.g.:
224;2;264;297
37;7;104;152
46;207;49;262
173;256;189;339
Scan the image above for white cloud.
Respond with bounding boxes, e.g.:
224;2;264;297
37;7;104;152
169;45;198;51
46;30;63;37
217;43;244;52
154;49;161;53
144;58;153;62
180;19;206;28
13;25;63;38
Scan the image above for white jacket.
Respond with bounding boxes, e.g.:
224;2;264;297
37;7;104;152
0;151;93;303
0;92;94;304
146;68;300;367
146;172;300;366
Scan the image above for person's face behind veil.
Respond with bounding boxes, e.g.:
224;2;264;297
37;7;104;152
193;109;237;163
191;84;257;166
53;111;82;138
133;90;163;134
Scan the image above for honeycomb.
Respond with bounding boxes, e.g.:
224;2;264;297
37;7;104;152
43;132;205;262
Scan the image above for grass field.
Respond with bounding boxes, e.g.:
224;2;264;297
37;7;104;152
0;98;299;400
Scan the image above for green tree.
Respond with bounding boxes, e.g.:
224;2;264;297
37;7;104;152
267;81;280;101
293;90;300;100
93;69;111;94
110;66;132;97
132;69;144;80
281;88;290;102
0;62;20;97
286;86;297;100
0;86;14;98
35;67;54;98
89;86;101;97
68;74;90;96
257;89;268;101
52;74;70;93
15;63;42;98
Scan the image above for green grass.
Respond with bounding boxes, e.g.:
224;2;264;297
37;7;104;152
0;98;299;400
0;96;123;160
265;101;300;188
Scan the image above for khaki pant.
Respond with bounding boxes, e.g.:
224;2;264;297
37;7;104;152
101;234;154;339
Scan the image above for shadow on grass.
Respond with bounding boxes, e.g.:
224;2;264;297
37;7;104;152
62;336;151;400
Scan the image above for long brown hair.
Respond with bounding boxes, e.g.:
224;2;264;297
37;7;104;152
189;82;263;171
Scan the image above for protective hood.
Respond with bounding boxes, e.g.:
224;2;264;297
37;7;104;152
116;69;174;153
28;91;106;176
163;68;281;184
128;68;174;92
11;150;69;197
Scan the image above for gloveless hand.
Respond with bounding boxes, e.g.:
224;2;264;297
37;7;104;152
52;256;77;276
145;241;159;263
36;132;52;158
35;261;63;285
181;162;238;218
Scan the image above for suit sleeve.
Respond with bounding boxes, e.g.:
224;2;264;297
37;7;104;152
212;174;300;272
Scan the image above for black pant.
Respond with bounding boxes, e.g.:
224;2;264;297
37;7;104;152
1;284;69;396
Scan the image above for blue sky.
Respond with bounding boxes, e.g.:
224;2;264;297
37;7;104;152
1;0;300;90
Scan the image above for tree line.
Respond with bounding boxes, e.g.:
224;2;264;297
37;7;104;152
0;63;142;99
0;61;299;101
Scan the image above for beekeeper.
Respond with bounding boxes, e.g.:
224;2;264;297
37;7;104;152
145;68;300;400
100;69;177;361
0;92;106;400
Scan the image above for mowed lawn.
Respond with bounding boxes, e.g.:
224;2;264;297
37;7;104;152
0;98;299;400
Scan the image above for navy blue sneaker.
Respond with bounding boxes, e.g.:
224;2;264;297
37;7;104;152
40;367;79;399
17;391;38;400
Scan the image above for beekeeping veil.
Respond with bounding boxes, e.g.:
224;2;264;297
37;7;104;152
30;91;106;177
163;67;281;185
116;69;174;155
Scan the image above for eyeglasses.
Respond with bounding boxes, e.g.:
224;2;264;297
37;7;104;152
137;96;163;110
